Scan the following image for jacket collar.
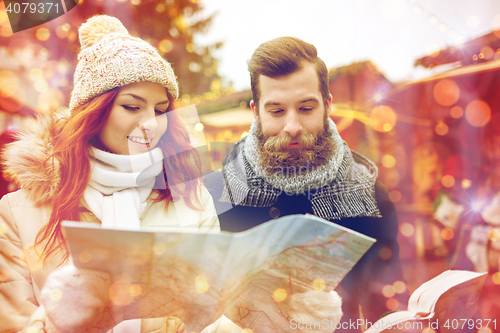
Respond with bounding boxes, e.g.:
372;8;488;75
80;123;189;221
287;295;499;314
2;110;69;207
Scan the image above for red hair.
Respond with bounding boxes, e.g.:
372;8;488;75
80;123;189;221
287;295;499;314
36;88;203;262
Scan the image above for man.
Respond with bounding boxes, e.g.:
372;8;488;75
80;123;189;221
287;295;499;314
204;37;407;332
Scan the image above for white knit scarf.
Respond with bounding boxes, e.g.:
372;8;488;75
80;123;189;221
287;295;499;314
83;147;164;229
220;118;381;220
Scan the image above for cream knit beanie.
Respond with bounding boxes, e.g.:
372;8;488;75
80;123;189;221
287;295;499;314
69;15;179;111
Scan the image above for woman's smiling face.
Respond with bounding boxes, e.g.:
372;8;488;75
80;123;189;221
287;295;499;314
96;81;170;155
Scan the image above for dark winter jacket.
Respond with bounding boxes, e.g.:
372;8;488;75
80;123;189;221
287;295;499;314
204;167;407;332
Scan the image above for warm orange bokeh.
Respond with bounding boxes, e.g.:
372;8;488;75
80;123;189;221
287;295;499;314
400;222;415;237
433;79;460;106
370;105;397;132
450;105;464;118
466;100;491;127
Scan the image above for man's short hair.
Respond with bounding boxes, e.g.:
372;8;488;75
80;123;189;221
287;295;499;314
247;37;330;110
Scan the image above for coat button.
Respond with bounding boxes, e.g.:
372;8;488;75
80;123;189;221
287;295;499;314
269;207;280;219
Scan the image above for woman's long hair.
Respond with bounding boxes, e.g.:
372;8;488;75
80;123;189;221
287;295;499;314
36;88;203;262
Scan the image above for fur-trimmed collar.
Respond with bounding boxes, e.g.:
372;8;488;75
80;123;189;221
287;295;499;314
1;110;70;207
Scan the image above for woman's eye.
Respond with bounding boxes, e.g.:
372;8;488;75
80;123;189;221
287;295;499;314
122;105;139;111
155;109;168;115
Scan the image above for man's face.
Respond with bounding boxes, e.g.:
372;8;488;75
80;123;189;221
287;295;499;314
251;62;332;143
250;62;334;174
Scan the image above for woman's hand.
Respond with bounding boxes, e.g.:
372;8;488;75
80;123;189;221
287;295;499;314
41;265;113;333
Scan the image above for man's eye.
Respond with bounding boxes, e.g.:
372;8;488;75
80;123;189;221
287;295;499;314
301;107;313;112
269;109;283;114
122;105;139;111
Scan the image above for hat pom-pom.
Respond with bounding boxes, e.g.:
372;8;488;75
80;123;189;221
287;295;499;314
79;15;129;49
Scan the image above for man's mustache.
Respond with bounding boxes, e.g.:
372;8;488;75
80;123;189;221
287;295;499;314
262;133;316;152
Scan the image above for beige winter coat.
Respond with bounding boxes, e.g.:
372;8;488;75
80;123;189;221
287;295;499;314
0;114;220;333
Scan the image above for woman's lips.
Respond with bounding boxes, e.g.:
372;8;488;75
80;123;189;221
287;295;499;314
127;136;154;146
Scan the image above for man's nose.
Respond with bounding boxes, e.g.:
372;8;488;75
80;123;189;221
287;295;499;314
283;111;303;137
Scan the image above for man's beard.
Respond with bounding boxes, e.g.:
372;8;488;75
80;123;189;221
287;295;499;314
255;119;335;176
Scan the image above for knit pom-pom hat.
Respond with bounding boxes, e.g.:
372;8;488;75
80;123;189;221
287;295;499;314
69;15;179;111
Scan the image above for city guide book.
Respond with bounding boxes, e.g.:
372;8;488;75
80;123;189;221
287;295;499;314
62;214;375;332
364;270;487;333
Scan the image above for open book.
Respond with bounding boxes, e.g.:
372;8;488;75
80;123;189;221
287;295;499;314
62;214;375;332
364;270;487;333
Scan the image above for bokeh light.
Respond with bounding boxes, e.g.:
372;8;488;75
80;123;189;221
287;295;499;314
1;25;13;37
195;122;204;131
312;278;326;291
379;247;392;260
478;328;492;333
0;70;19;97
488;228;500;242
386;298;399;310
78;250;92;263
441;228;454;241
159;39;173;53
195;274;209;293
441;175;455;188
129;284;142;297
389;190;402;203
36;27;50;41
110;280;133;306
272;288;287;302
382;284;396;298
480;46;494;59
400;222;415;237
466;100;491;127
381;154;396;168
435;122;449;136
29;68;43;81
393;281;406;294
492;272;500;285
461;179;472;189
370;105;397;132
433;79;460;106
56;24;70;39
0;8;7;24
450;105;463;118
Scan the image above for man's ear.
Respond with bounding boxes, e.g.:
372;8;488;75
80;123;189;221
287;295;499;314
326;94;333;115
250;100;259;120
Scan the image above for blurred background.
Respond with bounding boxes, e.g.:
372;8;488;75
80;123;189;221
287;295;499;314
1;0;500;329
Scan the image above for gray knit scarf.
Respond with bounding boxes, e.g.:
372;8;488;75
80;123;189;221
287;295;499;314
220;119;382;220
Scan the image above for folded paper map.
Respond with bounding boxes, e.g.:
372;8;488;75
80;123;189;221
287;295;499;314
62;214;376;332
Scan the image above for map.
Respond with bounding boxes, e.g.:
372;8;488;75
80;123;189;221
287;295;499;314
63;214;376;332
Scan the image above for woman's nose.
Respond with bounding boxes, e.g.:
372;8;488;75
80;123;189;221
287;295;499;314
140;111;160;133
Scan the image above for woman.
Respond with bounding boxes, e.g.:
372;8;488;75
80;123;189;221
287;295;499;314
0;15;219;333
